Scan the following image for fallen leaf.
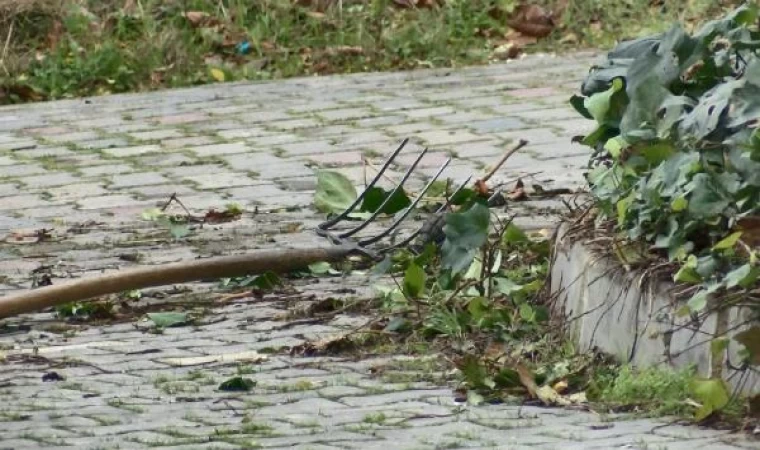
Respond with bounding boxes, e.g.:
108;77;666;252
553;380;569;394
515;363;538;398
492;42;522;60
507;4;556;38
184;11;210;26
204;208;242;224
147;312;189;328
209;68;226;82
159;351;266;367
218;376;256;392
536;385;563;405
42;371;65;382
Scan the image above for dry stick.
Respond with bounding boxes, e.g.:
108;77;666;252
479;139;528;185
0;22;13;76
0;246;360;319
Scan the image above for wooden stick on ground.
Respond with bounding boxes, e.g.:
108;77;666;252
0;246;359;319
480;139;529;185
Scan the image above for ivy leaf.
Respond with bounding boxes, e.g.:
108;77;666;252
686;173;731;219
569;95;593;119
168;222;191;240
494;277;522;296
712;231;742;251
360;187;411;215
690;378;730;421
502;223;528;245
584;77;626;125
218;376;256;392
441;203;490;275
639;142;675;166
687;290;708;312
725;264;760;289
735;326;760;365
314;171;357;214
308;262;337;276
403;262;425;299
147;312;188;328
671;195;688;212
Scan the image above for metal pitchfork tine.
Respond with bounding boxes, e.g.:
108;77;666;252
316;139;468;258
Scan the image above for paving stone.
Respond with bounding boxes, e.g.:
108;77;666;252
415;130;490;146
317;107;374;121
79;164;135;177
217;127;272;140
189;142;250;156
0;164;48;177
76;194;143;209
44;131;101;143
109;172;170;188
103;144;162;157
162;136;217;149
279;140;336;156
467;117;527;133
129;129;185;141
13;147;75;159
20;172;81;188
183;172;261;190
78;137;131;150
47;183;108;201
0;194;53;210
155;112;210;125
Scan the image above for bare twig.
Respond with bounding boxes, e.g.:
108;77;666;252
480;139;528;184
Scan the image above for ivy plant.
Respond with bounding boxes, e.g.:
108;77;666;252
571;4;760;365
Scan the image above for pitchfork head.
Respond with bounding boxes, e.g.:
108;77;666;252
316;138;470;259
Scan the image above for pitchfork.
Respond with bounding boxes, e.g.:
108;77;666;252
0;139;468;318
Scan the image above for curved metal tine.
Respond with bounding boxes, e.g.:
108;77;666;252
358;157;451;246
487;187;503;204
338;147;429;240
318;138;410;231
379;176;472;253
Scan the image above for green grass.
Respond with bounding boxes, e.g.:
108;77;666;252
593;365;695;417
0;0;744;104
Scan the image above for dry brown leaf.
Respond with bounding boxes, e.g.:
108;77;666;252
736;216;760;249
515;363;538;398
474;179;490;196
492;42;522;60
506;4;555;38
184;11;210;26
46;19;63;49
503;30;538;47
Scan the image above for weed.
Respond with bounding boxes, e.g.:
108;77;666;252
592;365;695;417
362;412;387;424
106;398;145;413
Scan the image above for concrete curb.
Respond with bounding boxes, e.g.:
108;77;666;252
550;223;759;394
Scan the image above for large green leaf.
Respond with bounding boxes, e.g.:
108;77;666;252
314;171;357;214
441;203;490;275
147;312;188;328
690;378;730;421
360;186;411;215
584;77;626;125
686;173;731;219
403;262;426;299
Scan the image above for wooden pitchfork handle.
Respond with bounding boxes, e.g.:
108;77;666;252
0;245;364;319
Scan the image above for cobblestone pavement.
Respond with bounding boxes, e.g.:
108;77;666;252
0;53;756;450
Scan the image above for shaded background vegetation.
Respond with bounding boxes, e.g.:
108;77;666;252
0;0;746;103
